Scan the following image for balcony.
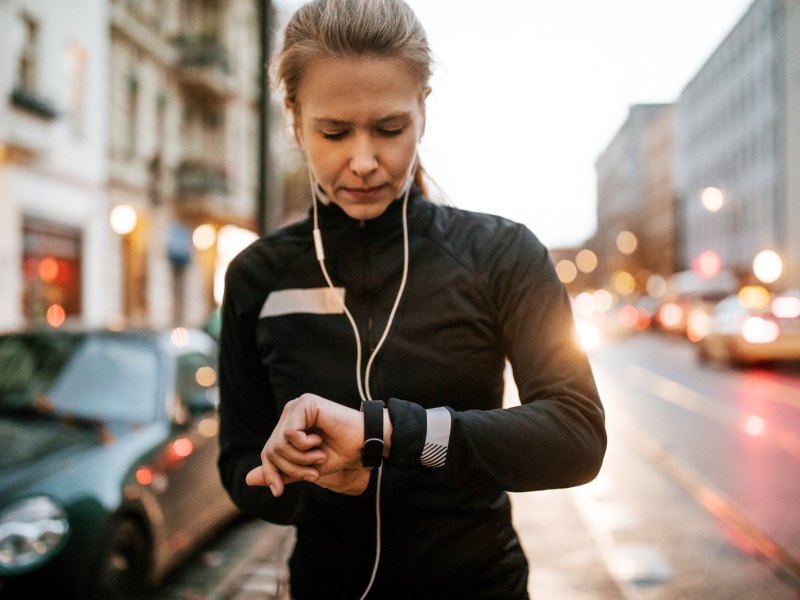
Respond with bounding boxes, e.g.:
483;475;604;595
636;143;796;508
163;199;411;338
174;36;237;101
174;159;230;215
1;87;59;159
10;87;58;120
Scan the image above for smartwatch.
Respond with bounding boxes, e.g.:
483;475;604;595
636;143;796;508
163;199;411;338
360;400;385;468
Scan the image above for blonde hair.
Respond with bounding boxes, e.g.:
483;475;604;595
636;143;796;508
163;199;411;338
274;0;433;194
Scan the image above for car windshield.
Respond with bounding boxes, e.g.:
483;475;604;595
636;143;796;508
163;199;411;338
0;332;160;423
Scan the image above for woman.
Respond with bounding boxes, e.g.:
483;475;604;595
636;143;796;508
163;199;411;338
217;1;606;598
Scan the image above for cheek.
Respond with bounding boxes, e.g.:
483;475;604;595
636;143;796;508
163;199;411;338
386;136;419;174
305;145;340;181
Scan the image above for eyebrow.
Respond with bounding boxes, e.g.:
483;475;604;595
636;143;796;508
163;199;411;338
312;112;412;128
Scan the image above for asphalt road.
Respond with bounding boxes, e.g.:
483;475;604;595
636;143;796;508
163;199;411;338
585;330;800;599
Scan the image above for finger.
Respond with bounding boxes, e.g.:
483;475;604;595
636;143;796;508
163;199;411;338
245;466;268;486
272;438;326;467
267;439;322;482
245;459;285;497
285;429;324;451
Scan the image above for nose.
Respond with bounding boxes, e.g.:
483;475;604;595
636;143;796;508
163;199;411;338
349;134;378;177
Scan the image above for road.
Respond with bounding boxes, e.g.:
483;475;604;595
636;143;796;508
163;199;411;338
577;330;800;599
156;331;800;599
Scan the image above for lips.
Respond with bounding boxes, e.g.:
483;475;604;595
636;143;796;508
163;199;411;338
342;184;388;200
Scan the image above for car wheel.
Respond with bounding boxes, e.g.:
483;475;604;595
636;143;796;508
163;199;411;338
88;518;150;600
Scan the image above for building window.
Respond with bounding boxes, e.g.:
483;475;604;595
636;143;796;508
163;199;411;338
22;219;83;327
16;13;38;91
66;42;87;136
126;74;139;159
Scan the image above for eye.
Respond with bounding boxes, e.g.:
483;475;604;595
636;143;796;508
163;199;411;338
377;128;404;138
321;130;348;140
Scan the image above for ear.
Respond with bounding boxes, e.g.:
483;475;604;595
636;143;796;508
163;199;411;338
284;99;304;147
418;87;431;138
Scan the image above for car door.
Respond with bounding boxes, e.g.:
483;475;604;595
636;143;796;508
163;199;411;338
151;348;232;568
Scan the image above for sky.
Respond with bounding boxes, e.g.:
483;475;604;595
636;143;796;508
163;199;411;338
278;0;755;248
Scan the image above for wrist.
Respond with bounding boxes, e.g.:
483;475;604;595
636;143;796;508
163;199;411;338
383;408;392;459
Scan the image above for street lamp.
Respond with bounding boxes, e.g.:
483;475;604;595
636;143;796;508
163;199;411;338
110;204;137;235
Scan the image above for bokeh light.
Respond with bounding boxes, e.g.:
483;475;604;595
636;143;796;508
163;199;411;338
742;316;779;344
193;224;217;250
646;274;667;299
738;285;770;310
700;186;724;213
171;327;189;347
593;289;614;313
110;204;138;235
752;250;782;284
195;366;217;387
573;292;596;317
556;259;578;284
616;231;638;255
772;295;800;319
575;249;598;273
612;270;636;296
692;250;722;278
46;304;66;328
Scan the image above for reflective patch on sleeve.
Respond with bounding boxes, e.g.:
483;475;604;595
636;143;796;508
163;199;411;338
421;407;451;468
259;287;345;318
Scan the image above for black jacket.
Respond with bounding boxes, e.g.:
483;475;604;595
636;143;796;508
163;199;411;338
218;189;606;599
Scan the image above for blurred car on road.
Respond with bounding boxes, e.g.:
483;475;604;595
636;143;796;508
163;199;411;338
655;268;737;337
696;291;800;367
0;327;239;598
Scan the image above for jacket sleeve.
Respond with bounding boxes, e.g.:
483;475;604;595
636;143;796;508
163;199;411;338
217;258;312;524
387;224;606;492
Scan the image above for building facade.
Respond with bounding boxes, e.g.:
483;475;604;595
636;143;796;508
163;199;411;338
675;0;800;289
0;0;110;332
0;0;262;333
108;0;261;329
594;103;675;293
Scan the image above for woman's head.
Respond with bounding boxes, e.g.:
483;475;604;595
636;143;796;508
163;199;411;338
274;0;433;220
276;0;432;108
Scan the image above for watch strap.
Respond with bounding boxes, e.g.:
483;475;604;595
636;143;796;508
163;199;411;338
360;400;385;468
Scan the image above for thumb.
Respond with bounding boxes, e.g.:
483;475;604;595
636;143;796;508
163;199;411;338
246;465;283;497
245;466;268;486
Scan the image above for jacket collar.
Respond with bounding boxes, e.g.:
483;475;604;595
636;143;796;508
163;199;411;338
314;185;427;238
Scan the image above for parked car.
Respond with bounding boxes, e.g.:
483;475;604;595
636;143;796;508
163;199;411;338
697;293;800;367
0;328;239;598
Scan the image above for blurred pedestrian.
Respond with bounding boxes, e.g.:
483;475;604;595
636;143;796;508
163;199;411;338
217;0;606;598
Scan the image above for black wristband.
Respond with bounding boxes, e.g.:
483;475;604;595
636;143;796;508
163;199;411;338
360;400;384;468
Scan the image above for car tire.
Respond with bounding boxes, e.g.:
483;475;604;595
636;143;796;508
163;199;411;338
88;517;150;600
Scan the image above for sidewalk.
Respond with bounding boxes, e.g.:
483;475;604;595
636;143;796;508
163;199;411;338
203;489;620;600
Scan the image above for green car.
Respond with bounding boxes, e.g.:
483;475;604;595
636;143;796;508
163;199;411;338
0;328;240;598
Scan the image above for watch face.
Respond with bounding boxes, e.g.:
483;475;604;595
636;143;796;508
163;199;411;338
361;400;384;467
361;438;384;468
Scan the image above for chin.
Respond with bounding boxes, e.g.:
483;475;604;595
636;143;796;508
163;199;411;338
336;199;394;221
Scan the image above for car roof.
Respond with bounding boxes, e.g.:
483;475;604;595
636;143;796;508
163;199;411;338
1;327;217;357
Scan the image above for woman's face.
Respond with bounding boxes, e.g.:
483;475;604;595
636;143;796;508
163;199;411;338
293;56;427;220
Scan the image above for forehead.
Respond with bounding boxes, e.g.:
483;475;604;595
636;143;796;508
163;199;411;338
295;56;424;120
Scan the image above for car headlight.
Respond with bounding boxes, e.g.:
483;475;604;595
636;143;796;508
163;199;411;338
0;496;70;574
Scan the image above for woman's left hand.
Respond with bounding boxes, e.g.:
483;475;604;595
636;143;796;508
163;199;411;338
245;393;365;496
315;468;372;496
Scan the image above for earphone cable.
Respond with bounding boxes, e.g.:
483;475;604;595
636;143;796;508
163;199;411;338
310;172;411;600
